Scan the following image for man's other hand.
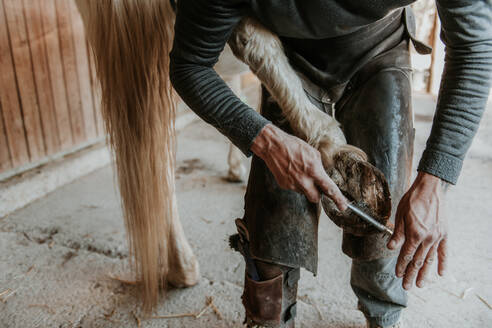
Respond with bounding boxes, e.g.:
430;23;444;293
388;171;448;290
251;124;347;210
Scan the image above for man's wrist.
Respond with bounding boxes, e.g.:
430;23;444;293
250;124;279;159
416;171;449;193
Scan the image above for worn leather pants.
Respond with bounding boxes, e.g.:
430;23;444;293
238;39;413;327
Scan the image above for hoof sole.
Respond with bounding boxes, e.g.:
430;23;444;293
322;149;391;235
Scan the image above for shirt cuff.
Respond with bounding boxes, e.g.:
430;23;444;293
417;149;463;185
230;112;271;157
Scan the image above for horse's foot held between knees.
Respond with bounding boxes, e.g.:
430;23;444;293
322;147;392;236
166;256;200;288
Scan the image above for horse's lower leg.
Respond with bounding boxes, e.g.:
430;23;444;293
167;193;200;287
227;143;246;182
228;18;349;169
224;74;247;182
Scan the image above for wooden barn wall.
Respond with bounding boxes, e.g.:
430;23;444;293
0;0;103;176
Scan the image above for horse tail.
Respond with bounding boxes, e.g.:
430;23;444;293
76;0;176;312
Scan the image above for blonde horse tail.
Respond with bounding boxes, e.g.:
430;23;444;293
76;0;176;312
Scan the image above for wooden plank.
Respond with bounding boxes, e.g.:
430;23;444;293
0;101;12;172
55;0;85;144
0;0;29;166
87;43;104;137
40;0;72;149
3;0;45;161
69;0;97;139
22;0;60;155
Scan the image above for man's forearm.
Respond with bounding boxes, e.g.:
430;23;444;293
419;0;492;185
169;0;272;157
170;61;270;156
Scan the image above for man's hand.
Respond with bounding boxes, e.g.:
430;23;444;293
387;171;448;290
251;124;347;210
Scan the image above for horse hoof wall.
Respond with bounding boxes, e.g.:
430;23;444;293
321;149;391;236
226;165;246;183
167;257;200;288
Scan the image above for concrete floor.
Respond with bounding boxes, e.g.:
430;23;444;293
1;94;491;328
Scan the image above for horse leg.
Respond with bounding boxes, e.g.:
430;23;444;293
227;143;247;182
224;74;247;182
166;192;200;287
228;18;354;169
229;18;391;233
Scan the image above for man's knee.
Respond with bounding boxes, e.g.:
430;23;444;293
351;256;408;315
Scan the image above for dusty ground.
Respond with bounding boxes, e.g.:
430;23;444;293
0;93;491;328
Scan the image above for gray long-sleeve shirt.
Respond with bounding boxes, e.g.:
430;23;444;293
170;0;492;185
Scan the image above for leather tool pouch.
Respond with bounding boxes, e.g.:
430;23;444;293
242;273;283;326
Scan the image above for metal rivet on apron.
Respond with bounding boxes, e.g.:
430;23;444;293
321;93;331;104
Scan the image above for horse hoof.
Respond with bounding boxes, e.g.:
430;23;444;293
318;143;366;171
226;165;246;183
321;148;391;236
167;257;200;288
